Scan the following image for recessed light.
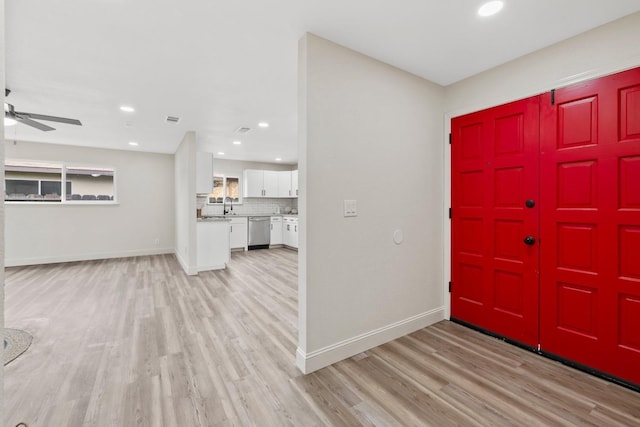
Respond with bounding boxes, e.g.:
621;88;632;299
275;157;282;161
91;173;101;177
233;140;242;145
258;122;269;128
128;141;139;146
478;1;503;17
120;105;135;113
218;152;225;156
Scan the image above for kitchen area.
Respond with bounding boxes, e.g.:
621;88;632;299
195;153;299;272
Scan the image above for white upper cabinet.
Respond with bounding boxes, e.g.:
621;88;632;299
243;169;265;197
244;169;279;198
196;152;213;194
263;171;279;197
291;170;299;198
243;168;298;198
277;171;292;197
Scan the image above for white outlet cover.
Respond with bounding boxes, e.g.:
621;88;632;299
343;199;357;217
393;229;403;244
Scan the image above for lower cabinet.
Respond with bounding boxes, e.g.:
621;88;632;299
197;220;230;271
283;216;298;249
229;217;248;250
270;216;283;245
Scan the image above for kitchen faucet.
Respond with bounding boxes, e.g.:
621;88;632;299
223;197;233;215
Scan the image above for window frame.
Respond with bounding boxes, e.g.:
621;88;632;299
207;174;242;205
4;159;118;205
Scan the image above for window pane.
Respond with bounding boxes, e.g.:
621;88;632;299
66;166;115;201
209;176;224;203
5;160;62;202
226;177;240;202
41;181;62;201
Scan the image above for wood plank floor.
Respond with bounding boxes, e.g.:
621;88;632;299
4;249;640;426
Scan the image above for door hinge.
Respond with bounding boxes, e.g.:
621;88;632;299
448;281;452;293
449;208;452;219
449;133;452;144
550;89;555;105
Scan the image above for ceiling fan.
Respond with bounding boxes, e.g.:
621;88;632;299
4;88;82;131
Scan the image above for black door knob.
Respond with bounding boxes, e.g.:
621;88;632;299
524;236;536;245
525;199;535;208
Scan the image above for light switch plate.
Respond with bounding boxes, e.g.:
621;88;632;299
344;199;357;217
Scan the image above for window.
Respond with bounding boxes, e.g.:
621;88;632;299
65;166;115;201
5;161;63;201
208;175;241;204
5;160;116;203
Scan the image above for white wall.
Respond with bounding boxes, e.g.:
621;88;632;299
298;33;446;373
4;141;174;266
174;131;198;275
446;12;640;115
442;12;640;317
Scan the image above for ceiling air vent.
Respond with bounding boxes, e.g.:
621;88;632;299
235;126;251;134
165;115;181;124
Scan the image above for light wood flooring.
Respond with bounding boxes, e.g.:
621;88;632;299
4;249;640;426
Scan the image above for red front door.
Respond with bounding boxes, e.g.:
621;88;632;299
452;67;640;387
451;96;540;348
539;67;640;385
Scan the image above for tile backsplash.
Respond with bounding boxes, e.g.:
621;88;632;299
198;196;298;216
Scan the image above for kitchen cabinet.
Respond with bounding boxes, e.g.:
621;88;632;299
229;216;248;250
278;171;293;197
243;169;278;198
270;216;283;245
291;170;299;197
197;220;230;271
196;152;213;194
283;216;298;249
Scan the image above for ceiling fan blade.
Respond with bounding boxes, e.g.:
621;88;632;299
15;111;82;126
15;114;56;131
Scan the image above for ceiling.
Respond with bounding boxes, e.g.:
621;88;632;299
5;1;640;164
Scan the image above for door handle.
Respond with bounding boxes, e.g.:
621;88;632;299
525;199;535;208
523;236;536;245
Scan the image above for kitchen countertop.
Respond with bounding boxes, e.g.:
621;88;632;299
197;217;231;222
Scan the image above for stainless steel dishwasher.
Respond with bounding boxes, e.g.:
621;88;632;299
248;216;271;249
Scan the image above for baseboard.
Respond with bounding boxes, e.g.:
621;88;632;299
296;307;445;374
197;263;227;272
174;251;198;276
5;247;175;268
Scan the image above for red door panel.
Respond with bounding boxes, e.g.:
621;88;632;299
540;67;640;385
451;96;540;348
